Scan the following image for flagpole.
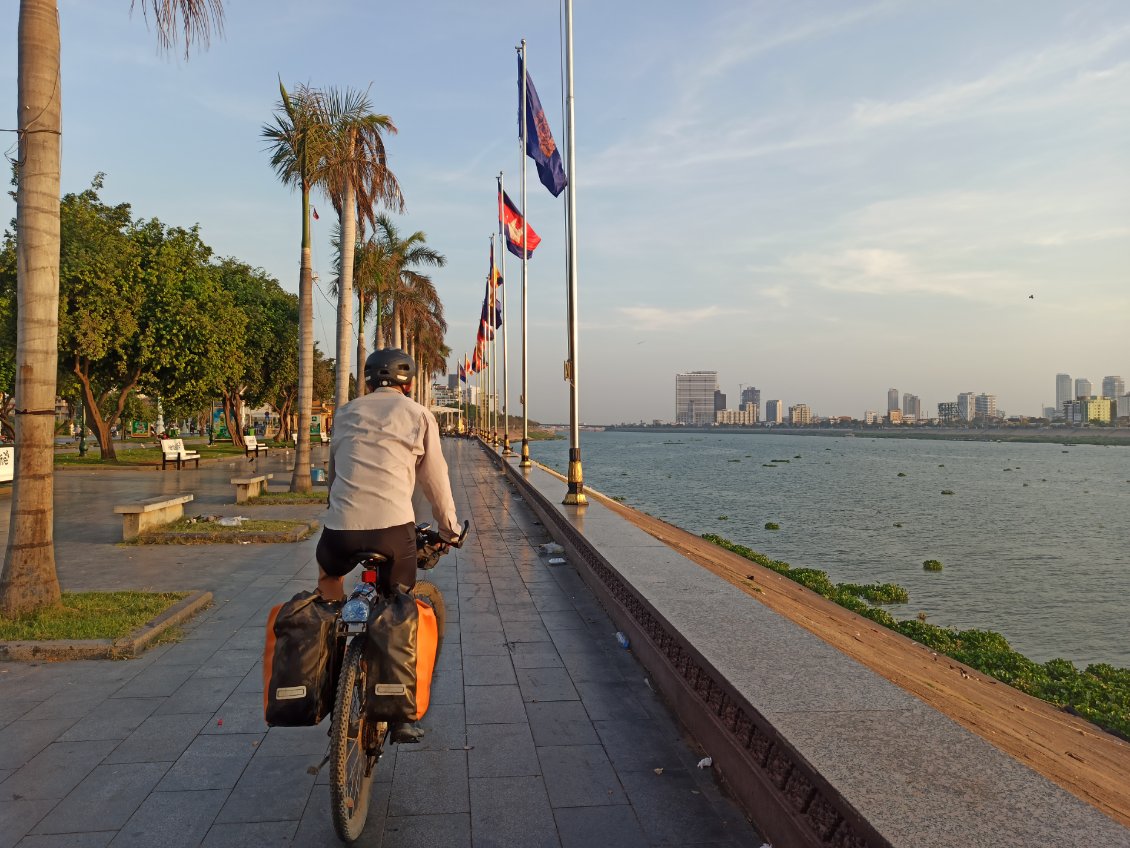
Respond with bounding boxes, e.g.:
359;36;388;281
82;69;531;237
499;172;513;456
518;38;532;468
561;0;586;505
489;239;499;449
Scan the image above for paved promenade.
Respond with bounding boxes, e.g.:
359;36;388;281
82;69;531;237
0;441;759;847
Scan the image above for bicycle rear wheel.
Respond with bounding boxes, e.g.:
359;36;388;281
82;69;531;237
329;639;377;843
413;580;446;658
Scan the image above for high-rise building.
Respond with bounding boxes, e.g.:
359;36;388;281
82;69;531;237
1075;378;1092;399
1102;376;1124;399
938;402;958;423
675;371;718;426
887;388;899;412
975;393;998;420
739;401;760;421
447;373;460;391
766;400;784;424
902;393;921;421
716;408;757;425
789;403;812;425
1118;394;1130;420
740;386;761;418
714;390;727;414
957;392;975;422
1055;373;1072;413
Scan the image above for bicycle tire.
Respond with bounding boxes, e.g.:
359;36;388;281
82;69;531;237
413;579;446;659
329;639;374;843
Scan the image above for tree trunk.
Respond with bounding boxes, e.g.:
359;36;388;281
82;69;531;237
222;391;245;449
391;303;401;349
1;0;63;615
355;294;367;397
291;184;314;493
74;367;116;461
335;167;356;411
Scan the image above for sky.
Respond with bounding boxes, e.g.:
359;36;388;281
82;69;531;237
2;0;1128;423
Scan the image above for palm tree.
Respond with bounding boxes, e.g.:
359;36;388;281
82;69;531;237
316;88;403;413
370;214;446;353
352;232;393;396
262;81;327;493
1;0;223;616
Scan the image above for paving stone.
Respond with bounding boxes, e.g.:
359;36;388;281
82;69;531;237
507;642;563;670
33;762;168;835
199;691;267;735
536;744;627;809
553;805;649;848
461;654;516;687
191;649;260;680
103;712;212;765
57;698;161;742
430;668;464;706
201;820;298;846
110;664;199;700
592;719;682;773
617;768;735;845
155;639;224;666
494;602;541;623
469;775;558;848
0;799;55;848
383;812;470;848
389;750;468;817
0;698;39;728
413;703;466;752
516;667;579;703
558;650;624;684
154;676;241;716
157;733;262;791
16;832;116;848
255;723;330;759
0;740;118;801
525;701;598;747
459;629;508;657
0;720;78;771
463;685;526;726
16;685;119;722
109;788;227;848
574;680;649;721
466;723;540;779
500;619;550;643
215;753;315;823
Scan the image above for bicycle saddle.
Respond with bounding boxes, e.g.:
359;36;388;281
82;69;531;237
349;551;389;568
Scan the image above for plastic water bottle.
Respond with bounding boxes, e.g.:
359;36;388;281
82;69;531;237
614;631;630;649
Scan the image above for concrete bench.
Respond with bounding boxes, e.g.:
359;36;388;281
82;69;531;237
231;475;267;504
160;438;200;470
114;494;194;540
0;446;12;484
244;434;269;458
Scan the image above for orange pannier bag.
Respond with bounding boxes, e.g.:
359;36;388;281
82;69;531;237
364;589;438;722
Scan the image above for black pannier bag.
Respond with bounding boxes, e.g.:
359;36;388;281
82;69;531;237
263;591;340;726
363;589;438;723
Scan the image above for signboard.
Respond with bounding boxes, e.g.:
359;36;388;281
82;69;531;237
0;446;12;484
212;408;231;440
130;420;148;438
310;415;322;436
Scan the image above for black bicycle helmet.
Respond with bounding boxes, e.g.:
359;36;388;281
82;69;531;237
365;348;417;388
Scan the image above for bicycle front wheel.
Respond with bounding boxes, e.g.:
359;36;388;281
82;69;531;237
329;639;376;843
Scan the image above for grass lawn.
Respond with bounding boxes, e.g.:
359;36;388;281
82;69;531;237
251;490;328;504
163;518;303;533
130;517;315;544
54;442;250;466
0;591;189;641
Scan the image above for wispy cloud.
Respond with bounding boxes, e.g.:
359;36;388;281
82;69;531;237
619;305;723;331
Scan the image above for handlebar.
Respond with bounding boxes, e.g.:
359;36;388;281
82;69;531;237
415;520;471;570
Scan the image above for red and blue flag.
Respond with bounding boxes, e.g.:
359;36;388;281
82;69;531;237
499;190;541;258
519;57;568;197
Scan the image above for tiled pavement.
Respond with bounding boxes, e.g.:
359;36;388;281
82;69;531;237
0;441;760;847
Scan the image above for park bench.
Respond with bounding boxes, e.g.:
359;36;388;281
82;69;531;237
0;446;12;485
114;493;194;540
160;438;200;470
231;474;268;504
244;434;269;458
291;432;330;446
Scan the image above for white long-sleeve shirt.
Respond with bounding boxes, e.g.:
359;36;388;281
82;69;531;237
324;388;460;539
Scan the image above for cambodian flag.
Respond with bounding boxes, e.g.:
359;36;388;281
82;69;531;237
519;57;568;197
458;360;467;383
499;190;541;258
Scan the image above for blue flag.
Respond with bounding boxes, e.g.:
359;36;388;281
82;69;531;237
519;57;568;197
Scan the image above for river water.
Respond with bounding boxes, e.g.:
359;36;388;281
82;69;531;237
531;431;1130;668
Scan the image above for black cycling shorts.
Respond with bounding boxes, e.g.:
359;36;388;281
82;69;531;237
316;523;416;592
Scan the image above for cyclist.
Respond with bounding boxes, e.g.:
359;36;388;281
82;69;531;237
316;348;462;740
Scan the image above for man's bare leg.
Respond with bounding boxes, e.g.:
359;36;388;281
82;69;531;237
318;567;346;601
